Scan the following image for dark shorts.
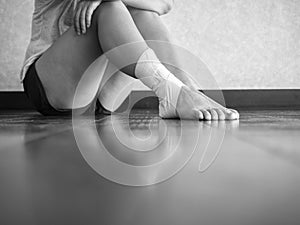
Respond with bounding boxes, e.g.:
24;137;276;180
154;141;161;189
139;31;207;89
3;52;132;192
23;58;110;116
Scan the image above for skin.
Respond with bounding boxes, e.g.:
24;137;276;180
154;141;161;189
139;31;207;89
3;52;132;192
73;0;175;35
74;0;198;90
35;0;239;120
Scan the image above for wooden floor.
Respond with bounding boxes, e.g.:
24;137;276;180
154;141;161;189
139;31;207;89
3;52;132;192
0;110;300;225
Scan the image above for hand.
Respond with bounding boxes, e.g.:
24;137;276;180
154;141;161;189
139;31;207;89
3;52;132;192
74;0;102;35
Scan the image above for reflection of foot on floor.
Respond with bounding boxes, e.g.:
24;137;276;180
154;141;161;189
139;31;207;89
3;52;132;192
203;120;240;130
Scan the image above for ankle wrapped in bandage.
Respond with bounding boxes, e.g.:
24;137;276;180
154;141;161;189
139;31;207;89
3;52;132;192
135;48;185;118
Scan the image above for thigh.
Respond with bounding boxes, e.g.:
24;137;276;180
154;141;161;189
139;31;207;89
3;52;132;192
35;12;103;110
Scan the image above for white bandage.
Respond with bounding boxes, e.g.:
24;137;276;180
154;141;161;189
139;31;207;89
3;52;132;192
135;48;185;118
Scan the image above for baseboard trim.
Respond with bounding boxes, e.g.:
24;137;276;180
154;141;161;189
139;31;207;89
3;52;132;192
0;92;33;110
0;90;299;110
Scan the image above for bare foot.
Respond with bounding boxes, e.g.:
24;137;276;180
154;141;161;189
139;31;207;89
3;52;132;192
172;86;239;120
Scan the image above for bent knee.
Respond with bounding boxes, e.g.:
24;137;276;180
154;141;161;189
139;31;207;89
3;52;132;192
92;0;125;28
94;0;124;16
129;8;160;20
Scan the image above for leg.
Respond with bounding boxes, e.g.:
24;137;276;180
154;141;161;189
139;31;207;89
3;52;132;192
95;1;149;75
35;9;103;110
94;4;238;120
128;9;239;120
35;0;149;110
35;1;238;120
128;8;199;91
96;4;238;120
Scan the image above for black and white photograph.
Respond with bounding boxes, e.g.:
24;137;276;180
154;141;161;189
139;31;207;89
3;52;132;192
0;0;299;224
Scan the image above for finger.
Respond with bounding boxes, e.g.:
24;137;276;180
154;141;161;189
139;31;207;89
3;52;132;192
80;5;88;34
74;5;83;35
86;3;97;28
209;109;218;120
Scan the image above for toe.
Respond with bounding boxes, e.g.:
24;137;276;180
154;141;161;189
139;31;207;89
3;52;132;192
209;109;218;120
193;109;204;120
198;110;204;120
229;109;240;119
225;109;239;120
201;110;212;121
215;109;225;120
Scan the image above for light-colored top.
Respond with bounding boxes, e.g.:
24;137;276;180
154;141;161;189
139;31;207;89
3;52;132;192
20;0;77;81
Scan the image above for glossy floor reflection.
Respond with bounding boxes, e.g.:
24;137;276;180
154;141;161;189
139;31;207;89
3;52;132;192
0;110;300;225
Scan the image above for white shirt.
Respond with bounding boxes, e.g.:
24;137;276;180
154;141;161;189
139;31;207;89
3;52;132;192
20;0;77;81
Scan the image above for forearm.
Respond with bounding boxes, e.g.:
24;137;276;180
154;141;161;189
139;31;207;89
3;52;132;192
122;0;174;15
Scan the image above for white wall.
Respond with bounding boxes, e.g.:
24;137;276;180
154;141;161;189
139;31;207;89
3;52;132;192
163;0;300;89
